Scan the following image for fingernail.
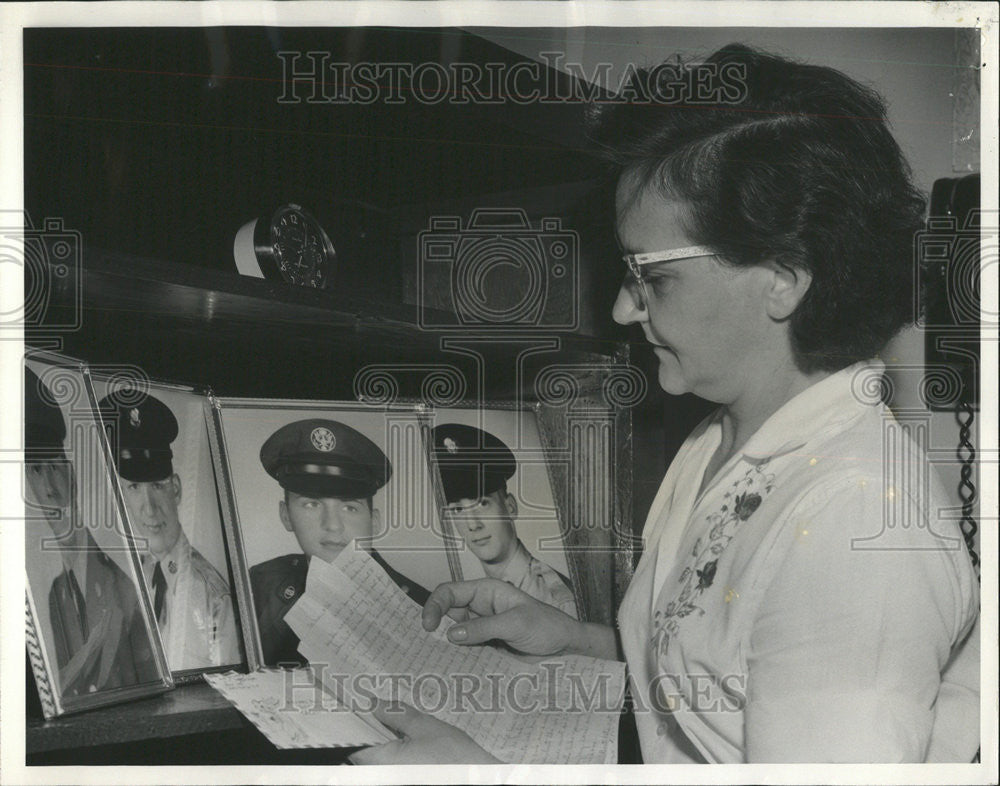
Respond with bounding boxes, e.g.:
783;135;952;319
448;625;467;641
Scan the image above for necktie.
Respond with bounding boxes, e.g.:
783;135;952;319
67;568;89;638
152;562;166;624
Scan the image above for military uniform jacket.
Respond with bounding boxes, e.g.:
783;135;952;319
250;550;431;667
496;539;578;619
48;531;159;698
143;530;240;671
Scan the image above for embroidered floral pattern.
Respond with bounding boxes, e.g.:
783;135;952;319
650;459;776;661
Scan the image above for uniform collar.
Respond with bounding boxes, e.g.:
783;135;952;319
143;529;191;583
738;360;882;462
490;538;530;583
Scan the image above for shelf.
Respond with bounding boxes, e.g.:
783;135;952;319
35;248;625;403
27;682;246;754
27;682;364;765
45;247;623;354
64;247;433;335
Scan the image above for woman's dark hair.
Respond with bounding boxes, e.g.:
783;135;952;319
589;44;926;372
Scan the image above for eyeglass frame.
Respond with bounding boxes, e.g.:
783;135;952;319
622;244;716;307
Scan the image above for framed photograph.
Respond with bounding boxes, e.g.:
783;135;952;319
23;351;172;719
89;371;248;680
428;404;581;621
208;398;453;668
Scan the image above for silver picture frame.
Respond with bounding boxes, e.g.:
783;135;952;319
23;350;172;719
88;369;249;683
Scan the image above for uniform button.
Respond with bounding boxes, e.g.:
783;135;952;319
88;684;97;693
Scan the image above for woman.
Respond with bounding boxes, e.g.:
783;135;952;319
353;44;980;764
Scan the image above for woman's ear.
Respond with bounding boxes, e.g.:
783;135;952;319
762;259;812;321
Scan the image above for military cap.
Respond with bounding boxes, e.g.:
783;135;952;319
260;419;391;499
96;392;178;482
430;423;516;504
24;365;66;453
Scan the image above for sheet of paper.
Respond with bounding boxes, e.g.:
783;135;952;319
285;547;625;764
205;668;392;749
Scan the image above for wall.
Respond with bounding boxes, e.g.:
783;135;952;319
472;27;962;195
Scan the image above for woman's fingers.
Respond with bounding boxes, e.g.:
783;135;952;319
422;578;580;656
422;579;518;631
349;740;405;765
444;607;529;646
349;700;499;765
371;699;430;736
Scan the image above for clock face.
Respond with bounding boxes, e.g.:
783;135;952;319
270;206;334;288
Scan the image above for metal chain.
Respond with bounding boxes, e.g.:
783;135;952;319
955;399;979;573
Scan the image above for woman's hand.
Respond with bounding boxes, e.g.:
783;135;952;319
422;579;618;661
348;701;499;765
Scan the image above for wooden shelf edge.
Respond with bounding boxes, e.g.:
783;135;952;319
26;682;250;754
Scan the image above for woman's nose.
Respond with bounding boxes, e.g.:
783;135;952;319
612;281;647;325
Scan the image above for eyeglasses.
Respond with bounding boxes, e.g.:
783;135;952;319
622;245;715;309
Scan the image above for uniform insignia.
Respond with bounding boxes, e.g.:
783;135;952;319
168;560;177;575
282;584;297;601
444;437;458;453
129;407;141;428
310;427;336;452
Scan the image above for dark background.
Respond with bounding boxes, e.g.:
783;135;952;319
24;23;707;481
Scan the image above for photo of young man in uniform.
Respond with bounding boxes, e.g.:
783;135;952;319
24;364;161;700
432;423;578;619
250;418;430;666
98;392;240;672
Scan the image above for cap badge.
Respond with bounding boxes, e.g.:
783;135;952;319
129;408;141;429
444;437;459;454
310;427;336;452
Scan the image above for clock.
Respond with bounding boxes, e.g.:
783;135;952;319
233;204;336;289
